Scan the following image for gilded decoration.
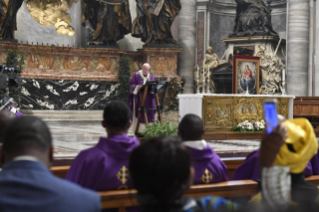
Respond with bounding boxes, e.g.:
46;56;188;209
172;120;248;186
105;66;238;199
202;96;289;131
26;0;79;36
201;169;214;184
116;166;129;190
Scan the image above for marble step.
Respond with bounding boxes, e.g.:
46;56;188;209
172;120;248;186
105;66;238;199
21;110;103;123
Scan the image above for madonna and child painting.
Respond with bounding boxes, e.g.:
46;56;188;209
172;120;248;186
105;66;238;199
233;55;260;94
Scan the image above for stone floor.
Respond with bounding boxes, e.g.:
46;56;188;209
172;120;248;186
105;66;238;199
51;122;260;159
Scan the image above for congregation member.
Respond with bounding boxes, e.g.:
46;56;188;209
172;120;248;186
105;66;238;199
232;116;319;181
250;118;319;211
66;100;140;211
127;63;156;134
178;114;228;184
129;136;240;212
0;111;16;143
0;116;100;212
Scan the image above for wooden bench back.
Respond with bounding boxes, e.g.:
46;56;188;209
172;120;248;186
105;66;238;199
51;158;245;180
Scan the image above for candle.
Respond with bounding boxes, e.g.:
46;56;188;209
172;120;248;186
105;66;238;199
282;69;285;82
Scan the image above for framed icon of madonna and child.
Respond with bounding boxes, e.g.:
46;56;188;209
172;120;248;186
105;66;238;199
233;55;260;94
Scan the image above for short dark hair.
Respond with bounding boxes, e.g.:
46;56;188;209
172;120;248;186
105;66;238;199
178;114;204;141
103;100;131;129
0;111;16;143
129;136;191;205
3;116;52;155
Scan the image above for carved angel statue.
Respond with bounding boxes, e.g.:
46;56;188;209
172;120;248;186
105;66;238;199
132;0;181;44
82;0;131;45
256;45;284;94
0;0;24;40
231;0;278;37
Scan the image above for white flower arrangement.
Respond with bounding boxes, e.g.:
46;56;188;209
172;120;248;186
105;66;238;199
233;120;265;132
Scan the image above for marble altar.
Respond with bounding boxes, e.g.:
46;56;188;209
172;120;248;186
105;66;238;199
178;94;295;131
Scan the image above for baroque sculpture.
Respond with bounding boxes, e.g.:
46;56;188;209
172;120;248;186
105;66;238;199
82;0;132;46
132;0;181;44
256;45;284;94
27;0;79;36
231;0;278;37
0;0;24;40
194;47;220;93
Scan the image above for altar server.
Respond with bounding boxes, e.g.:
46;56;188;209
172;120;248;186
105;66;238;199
66;101;140;211
178;114;228;184
127;63;156;134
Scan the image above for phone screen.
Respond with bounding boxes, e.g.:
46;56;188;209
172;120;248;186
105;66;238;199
264;102;278;134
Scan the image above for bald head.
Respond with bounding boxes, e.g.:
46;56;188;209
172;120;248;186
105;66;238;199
178;114;204;141
0;111;16;144
2;116;53;167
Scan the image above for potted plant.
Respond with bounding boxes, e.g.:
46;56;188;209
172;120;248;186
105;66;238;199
141;121;178;139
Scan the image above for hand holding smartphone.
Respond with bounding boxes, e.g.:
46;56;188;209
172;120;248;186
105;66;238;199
264;99;278;134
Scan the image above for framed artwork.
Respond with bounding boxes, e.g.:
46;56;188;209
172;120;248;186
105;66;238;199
233;55;260;94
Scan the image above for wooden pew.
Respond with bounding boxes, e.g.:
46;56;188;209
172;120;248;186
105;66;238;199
51;166;70;178
99;176;319;210
99;180;259;210
51;158;245;180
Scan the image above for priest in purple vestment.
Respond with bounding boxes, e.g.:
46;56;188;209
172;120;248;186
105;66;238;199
178;114;228;184
127;63;156;134
232;149;315;181
66;101;140;212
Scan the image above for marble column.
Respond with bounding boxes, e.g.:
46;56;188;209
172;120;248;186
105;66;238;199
287;0;310;96
178;0;196;93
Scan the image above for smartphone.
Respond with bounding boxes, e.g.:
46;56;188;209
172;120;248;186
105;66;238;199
264;99;278;134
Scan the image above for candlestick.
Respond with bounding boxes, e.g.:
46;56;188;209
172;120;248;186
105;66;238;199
282;69;285;82
202;66;205;94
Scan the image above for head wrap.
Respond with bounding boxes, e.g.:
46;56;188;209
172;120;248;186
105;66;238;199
274;118;318;174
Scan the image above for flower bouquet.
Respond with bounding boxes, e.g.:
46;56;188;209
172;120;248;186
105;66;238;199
232;120;265;132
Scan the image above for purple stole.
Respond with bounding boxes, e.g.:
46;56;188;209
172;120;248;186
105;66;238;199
66;134;140;212
232;149;316;181
127;72;156;123
186;144;229;184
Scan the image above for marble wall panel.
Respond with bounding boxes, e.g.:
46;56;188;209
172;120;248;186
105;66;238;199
210;14;234;58
21;79;119;110
197;12;205;65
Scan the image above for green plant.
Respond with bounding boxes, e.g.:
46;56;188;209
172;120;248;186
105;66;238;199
142;121;178;138
117;56;131;102
5;46;26;104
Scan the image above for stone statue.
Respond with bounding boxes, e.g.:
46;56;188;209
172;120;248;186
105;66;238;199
0;0;24;40
255;45;284;94
132;0;181;44
203;47;219;93
231;0;278;37
203;47;219;71
82;0;132;45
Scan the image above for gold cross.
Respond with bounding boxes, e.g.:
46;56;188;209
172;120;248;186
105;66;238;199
116;166;129;185
201;169;214;184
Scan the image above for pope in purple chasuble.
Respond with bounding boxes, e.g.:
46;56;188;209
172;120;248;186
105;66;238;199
184;140;229;184
232;149;316;181
66;135;140;212
127;65;156;133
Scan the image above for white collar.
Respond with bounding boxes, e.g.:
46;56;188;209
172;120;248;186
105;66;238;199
138;70;150;84
13;156;38;162
183;140;207;150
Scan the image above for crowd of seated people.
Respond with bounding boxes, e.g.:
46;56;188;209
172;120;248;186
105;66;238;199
0;100;318;211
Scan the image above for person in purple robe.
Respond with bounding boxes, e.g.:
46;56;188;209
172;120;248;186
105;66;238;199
178;114;229;184
127;63;156;134
66;100;140;212
232;114;318;181
232;149;315;181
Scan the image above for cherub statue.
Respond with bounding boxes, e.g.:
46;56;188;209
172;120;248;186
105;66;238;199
255;45;271;67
